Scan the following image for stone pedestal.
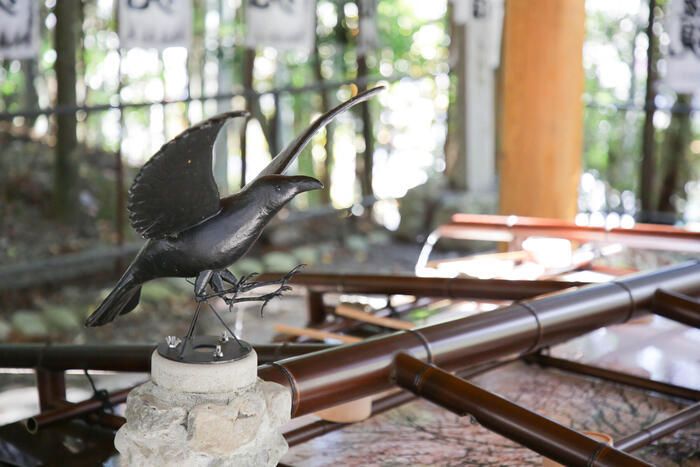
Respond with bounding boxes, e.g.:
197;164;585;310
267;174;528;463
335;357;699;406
115;349;291;466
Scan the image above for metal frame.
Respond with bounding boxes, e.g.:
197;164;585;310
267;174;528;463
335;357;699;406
439;213;700;253
1;262;699;464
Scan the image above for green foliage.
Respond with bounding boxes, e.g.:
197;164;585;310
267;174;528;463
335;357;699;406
582;3;699;215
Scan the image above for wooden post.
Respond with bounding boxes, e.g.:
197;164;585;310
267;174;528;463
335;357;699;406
500;0;585;220
36;368;66;411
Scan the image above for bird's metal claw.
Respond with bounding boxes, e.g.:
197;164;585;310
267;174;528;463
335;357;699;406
236;272;259;289
283;264;306;281
194;293;207;303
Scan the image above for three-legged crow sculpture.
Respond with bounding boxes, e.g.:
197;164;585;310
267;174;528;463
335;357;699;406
85;86;383;329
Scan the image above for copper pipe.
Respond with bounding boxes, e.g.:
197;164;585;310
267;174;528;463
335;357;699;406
444;213;700;252
256;273;588;300
285;358;514;447
258;261;700;417
35;368;66;411
37;399;127;432
0;343;333;372
526;354;700;401
616;402;700;452
392;353;650;467
306;290;327;325
651;289;700;328
25;387;132;433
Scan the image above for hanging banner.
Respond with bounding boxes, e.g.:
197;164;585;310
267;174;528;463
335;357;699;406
450;0;503;68
666;0;700;93
0;1;39;59
118;0;193;50
357;0;378;56
450;0;469;25
245;0;315;53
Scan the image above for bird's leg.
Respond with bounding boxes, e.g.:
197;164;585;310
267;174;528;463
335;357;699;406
194;270;214;301
208;271;244;348
219;268;243;288
219;268;238;286
193;269;248;302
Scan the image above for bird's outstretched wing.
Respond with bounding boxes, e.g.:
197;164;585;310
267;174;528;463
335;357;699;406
245;86;384;188
128;111;248;239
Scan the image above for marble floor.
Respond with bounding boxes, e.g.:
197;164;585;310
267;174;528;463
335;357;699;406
282;315;700;466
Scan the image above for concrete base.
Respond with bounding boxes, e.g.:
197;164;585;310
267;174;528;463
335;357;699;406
115;349;291;466
151;348;258;393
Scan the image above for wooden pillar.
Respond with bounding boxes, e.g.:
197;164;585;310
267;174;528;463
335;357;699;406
500;0;585;220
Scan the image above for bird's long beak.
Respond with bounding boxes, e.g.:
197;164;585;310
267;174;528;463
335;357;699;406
292;176;324;193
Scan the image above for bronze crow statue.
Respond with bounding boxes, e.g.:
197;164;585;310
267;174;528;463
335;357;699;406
85;86;383;328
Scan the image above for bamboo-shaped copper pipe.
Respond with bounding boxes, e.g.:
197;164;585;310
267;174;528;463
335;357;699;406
616;402;700;452
0;342;334;372
526;353;700;401
258;261;700;418
392;353;650;467
255;273;588;299
651;289;700;328
25;399;125;432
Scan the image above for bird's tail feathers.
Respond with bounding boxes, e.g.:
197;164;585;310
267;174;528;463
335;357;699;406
84;279;142;327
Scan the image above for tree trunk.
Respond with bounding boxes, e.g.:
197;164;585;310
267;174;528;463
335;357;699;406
640;0;657;220
313;39;333;204
657;95;691;215
53;0;79;223
445;4;467;190
239;48;255;188
21;60;38;126
356;55;374;199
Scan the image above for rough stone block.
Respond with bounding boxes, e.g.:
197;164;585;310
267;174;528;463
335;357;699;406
116;350;291;466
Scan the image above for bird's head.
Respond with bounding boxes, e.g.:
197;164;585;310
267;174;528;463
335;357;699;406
253;174;324;210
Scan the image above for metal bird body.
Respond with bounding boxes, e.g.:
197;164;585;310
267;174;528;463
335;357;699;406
132;175;323;280
85;86;383;328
